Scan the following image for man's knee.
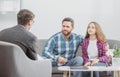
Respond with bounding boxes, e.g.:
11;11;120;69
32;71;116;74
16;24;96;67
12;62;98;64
74;56;83;65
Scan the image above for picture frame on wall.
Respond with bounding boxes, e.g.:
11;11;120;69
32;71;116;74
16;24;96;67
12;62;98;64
0;0;21;14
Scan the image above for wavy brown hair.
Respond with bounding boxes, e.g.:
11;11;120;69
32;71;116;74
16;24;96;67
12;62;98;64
85;22;106;42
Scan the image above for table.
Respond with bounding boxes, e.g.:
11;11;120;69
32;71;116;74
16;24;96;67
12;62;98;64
58;66;120;77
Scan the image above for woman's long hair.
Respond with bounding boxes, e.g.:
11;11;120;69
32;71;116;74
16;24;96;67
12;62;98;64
85;22;106;42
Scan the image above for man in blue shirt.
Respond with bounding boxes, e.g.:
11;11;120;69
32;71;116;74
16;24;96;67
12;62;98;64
42;17;83;77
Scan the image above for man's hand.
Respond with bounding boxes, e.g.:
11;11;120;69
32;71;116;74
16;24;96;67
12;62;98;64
58;56;68;65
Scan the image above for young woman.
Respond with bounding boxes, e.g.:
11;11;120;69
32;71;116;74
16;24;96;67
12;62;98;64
82;22;109;77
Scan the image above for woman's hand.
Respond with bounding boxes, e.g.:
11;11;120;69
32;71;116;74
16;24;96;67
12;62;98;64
84;62;91;66
91;59;99;66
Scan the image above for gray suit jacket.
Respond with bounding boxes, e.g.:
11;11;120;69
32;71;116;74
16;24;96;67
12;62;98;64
0;25;39;60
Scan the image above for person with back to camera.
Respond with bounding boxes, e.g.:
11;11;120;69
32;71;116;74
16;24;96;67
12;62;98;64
82;21;110;77
0;9;41;60
42;17;84;77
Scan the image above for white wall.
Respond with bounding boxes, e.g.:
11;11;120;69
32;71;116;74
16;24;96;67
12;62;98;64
0;0;120;40
0;13;17;29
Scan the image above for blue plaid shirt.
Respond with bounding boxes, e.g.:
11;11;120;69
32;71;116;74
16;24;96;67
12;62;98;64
42;32;83;62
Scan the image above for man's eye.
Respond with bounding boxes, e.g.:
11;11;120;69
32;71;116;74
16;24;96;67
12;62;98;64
66;26;68;28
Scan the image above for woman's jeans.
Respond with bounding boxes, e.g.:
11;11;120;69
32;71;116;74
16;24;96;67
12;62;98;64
83;62;106;77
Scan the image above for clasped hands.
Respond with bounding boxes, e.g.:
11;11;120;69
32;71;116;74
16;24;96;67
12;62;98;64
84;58;99;66
58;56;68;65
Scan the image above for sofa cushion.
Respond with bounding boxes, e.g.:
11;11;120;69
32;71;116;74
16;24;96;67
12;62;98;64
52;67;63;74
38;39;47;56
107;39;120;49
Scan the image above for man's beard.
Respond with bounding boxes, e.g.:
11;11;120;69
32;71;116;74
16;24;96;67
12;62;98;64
62;30;71;36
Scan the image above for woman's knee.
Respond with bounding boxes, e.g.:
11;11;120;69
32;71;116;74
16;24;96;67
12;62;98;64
93;62;106;66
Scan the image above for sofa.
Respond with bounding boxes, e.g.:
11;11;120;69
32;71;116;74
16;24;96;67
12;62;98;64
38;39;120;77
0;41;52;77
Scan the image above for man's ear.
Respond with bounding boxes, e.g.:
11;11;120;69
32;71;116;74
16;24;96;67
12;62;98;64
28;20;32;25
25;20;31;26
72;26;74;30
25;20;32;30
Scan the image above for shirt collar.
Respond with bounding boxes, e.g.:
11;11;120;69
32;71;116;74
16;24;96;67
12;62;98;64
61;32;73;41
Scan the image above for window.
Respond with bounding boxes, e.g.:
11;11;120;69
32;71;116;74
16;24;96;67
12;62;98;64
0;0;20;14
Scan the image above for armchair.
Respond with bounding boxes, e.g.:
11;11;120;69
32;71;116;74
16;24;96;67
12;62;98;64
0;41;52;77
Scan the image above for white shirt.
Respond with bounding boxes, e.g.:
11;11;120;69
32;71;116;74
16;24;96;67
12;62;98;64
87;40;98;60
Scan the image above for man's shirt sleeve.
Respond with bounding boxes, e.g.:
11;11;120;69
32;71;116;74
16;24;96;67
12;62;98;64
42;39;59;61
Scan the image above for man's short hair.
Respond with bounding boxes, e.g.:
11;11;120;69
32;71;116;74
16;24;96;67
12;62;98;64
62;17;74;26
17;9;35;25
